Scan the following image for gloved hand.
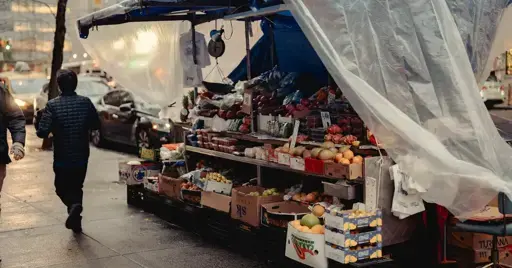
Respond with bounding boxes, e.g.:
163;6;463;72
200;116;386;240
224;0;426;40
10;142;25;161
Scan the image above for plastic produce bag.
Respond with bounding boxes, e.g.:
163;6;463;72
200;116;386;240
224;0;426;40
389;164;425;220
285;0;512;216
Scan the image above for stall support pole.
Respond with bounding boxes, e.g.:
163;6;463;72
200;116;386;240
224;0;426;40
192;14;198;99
245;20;255;133
245;20;251;80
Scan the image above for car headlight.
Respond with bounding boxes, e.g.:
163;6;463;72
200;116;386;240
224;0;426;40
152;122;171;132
14;99;27;107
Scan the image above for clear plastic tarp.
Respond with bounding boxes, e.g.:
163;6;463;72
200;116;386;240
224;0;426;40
79;20;261;121
284;0;512;216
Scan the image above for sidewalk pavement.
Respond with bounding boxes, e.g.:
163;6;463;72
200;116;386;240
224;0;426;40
0;128;264;268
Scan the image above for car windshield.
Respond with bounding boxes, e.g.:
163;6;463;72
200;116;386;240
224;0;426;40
76;81;110;97
132;94;161;116
10;78;47;94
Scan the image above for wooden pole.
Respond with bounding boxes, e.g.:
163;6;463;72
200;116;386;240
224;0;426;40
191;14;198;100
42;0;68;150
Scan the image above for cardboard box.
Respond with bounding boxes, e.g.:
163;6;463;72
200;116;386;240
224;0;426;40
324;162;363;180
325;241;382;264
201;191;231;213
261;201;311;228
143;177;159;193
290;157;305;171
285;223;328;268
139;147;159;162
449;232;512;251
450;245;512;266
305;157;324;175
181;189;202;205
118;161;161;185
230;186;283;227
158;175;184;200
322;181;357;200
474;249;512;264
325;226;382;248
277;152;291;166
325;209;383;232
204;180;233;195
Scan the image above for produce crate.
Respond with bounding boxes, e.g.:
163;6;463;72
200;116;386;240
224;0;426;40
324;162;363;180
201;207;234;244
166;198;203;233
139;147;160;162
232;221;262;257
322;181;358;200
325;209;383;232
305;157;324;175
127;184;146;208
324;226;382;248
325;241;383;264
144;189;166;215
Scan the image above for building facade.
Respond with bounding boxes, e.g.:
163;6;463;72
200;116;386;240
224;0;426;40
0;0;117;70
0;0;73;66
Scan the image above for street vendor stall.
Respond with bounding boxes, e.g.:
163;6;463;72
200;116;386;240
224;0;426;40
78;0;512;267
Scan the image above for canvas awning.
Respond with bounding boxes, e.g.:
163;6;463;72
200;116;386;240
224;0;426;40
76;0;250;38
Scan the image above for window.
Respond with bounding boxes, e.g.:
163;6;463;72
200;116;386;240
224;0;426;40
119;91;134;104
76;81;109;97
10;78;48;94
11;2;57;14
13;22;55;33
103;91;122;107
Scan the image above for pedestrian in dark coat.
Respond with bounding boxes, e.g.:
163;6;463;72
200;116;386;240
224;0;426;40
36;70;100;233
0;83;26;211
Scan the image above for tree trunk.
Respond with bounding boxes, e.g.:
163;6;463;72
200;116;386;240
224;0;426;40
42;0;68;150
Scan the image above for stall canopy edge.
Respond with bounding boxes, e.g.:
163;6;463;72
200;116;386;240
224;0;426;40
76;0;255;39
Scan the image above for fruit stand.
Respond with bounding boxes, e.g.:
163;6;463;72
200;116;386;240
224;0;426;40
78;1;512;267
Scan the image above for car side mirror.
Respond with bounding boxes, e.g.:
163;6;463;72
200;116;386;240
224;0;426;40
119;103;133;112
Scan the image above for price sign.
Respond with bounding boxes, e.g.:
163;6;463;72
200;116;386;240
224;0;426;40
241;88;252;115
289;120;300;149
320;112;331;128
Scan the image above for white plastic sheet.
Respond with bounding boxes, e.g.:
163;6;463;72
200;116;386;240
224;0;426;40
79;20;261;121
285;0;512;216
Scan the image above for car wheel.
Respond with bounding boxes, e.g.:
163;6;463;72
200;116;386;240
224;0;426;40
136;129;151;151
91;128;104;147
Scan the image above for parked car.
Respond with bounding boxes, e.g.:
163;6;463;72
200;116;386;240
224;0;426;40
33;75;113;129
481;72;506;108
0;71;48;123
91;89;173;151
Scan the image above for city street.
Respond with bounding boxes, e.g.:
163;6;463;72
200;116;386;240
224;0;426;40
0;127;264;268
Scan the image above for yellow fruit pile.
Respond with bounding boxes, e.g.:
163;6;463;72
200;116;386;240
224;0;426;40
291;220;325;234
291;214;325;234
201;172;232;184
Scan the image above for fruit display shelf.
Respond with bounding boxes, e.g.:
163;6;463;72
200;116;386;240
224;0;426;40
185;145;364;182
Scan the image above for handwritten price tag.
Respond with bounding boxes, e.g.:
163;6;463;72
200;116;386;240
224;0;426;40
289;120;300;149
321;112;331;128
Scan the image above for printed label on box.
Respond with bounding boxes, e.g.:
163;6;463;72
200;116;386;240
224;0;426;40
285;223;328;268
278;152;291;166
290;157;305;171
204;180;233;195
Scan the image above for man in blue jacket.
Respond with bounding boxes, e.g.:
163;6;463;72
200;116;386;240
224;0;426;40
0;83;26;212
37;70;100;233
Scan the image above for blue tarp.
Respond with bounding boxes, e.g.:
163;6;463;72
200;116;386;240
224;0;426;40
228;14;327;83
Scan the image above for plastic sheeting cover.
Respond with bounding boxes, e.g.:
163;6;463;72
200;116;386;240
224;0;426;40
79;20;261;121
285;0;512;216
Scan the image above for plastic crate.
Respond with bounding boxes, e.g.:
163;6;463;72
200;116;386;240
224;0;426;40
127;184;146;208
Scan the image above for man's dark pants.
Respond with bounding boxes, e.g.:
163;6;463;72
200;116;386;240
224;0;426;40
53;165;87;212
